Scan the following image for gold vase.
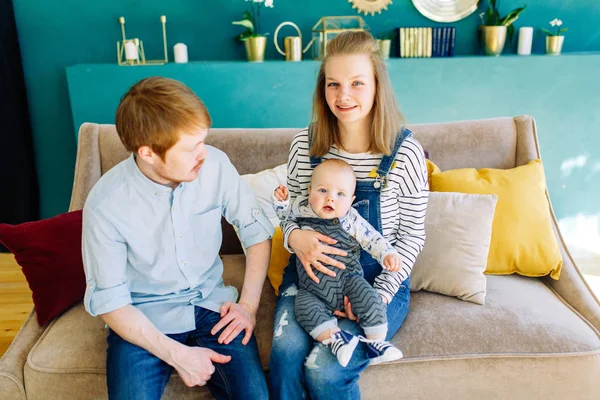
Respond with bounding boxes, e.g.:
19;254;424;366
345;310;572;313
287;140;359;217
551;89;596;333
545;36;564;56
481;26;507;56
377;39;391;60
244;36;267;62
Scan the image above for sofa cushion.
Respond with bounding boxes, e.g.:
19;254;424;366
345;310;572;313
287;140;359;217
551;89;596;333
429;159;563;280
0;210;85;326
241;164;287;229
24;258;600;399
410;192;497;305
268;227;291;296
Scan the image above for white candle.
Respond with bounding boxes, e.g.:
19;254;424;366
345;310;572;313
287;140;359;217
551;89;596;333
518;27;534;56
174;43;188;63
124;41;138;60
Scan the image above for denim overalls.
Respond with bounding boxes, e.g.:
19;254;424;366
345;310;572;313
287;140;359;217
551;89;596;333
279;124;413;292
270;126;414;399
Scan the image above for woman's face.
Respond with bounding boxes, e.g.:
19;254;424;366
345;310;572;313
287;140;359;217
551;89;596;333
324;53;376;127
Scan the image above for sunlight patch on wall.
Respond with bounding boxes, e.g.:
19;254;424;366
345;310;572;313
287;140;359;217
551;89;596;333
558;213;600;256
560;155;588;177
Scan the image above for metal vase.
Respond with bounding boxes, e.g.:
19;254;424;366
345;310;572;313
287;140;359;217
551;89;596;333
245;36;267;62
481;26;507;56
545;36;564;56
377;39;391;60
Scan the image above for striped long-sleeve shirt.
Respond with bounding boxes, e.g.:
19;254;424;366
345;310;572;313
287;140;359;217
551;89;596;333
282;128;429;301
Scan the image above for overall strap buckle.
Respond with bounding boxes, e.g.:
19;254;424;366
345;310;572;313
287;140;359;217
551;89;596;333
373;173;388;189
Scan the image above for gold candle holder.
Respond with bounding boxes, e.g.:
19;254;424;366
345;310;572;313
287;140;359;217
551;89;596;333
117;15;168;66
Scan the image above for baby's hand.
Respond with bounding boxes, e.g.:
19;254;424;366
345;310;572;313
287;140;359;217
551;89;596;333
383;254;401;272
380;293;389;305
274;184;289;202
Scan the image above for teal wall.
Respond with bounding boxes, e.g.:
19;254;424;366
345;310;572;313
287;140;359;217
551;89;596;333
66;55;600;228
13;0;600;220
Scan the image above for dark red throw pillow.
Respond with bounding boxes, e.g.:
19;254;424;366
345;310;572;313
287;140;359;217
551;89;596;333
0;210;85;326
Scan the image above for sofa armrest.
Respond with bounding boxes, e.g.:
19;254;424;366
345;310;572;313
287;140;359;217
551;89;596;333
543;214;600;332
0;309;46;400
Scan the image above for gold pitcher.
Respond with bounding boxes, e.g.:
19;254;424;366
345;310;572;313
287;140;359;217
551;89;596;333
274;22;314;61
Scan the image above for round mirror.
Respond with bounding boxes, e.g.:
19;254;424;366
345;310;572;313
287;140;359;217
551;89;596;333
349;0;393;16
411;0;479;23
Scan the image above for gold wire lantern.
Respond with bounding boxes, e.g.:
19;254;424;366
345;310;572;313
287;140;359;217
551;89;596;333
310;16;370;60
117;16;168;66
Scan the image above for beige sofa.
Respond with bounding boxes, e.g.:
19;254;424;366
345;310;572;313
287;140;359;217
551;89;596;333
1;116;599;399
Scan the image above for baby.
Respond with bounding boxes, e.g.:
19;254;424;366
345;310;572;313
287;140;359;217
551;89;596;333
273;158;404;367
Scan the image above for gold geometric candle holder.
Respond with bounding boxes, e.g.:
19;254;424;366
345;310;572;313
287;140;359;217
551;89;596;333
117;16;168;66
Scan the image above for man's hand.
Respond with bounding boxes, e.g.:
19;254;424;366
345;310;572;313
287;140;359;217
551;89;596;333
274;184;289;202
211;302;256;345
383;253;401;272
171;345;231;387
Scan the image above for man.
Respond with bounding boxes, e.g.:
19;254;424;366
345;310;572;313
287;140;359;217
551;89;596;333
82;77;273;399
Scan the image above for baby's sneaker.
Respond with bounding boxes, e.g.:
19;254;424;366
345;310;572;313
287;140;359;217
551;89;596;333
323;330;359;367
361;338;404;365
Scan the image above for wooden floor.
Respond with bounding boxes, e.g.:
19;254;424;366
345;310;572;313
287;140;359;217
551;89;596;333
0;253;33;357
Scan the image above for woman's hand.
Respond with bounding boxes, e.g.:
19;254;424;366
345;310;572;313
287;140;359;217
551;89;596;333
333;296;359;321
333;295;389;322
288;229;347;284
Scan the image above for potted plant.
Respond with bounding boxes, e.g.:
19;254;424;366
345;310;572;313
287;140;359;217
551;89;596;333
232;0;274;62
542;18;567;55
479;0;526;56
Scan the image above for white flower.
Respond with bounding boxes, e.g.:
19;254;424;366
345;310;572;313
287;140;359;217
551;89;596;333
265;0;274;7
550;18;562;27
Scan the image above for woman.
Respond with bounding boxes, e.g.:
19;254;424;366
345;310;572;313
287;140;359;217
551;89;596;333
269;31;429;399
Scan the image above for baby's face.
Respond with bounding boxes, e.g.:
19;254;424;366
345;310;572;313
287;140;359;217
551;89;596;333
308;166;356;219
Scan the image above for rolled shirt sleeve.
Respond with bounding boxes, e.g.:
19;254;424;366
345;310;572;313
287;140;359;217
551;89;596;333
220;154;274;248
82;206;132;316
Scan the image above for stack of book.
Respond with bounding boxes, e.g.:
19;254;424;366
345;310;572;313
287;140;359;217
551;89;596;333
398;27;456;58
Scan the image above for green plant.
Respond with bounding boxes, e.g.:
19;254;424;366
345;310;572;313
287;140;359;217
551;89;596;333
480;0;527;42
542;18;567;36
232;0;274;41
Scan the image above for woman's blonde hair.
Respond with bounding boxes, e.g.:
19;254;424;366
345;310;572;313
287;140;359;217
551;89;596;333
116;77;211;160
311;31;404;157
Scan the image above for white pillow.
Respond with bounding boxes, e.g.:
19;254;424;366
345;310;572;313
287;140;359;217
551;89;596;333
241;164;287;229
410;192;498;305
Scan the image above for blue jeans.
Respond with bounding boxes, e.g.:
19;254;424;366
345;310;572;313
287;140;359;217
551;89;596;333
269;256;411;400
106;306;268;400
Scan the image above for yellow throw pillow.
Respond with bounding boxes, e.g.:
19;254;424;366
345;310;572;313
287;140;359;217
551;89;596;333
426;159;440;188
429;159;562;279
268;227;291;295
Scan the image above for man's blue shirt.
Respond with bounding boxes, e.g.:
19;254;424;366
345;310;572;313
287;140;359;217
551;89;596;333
82;147;273;334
